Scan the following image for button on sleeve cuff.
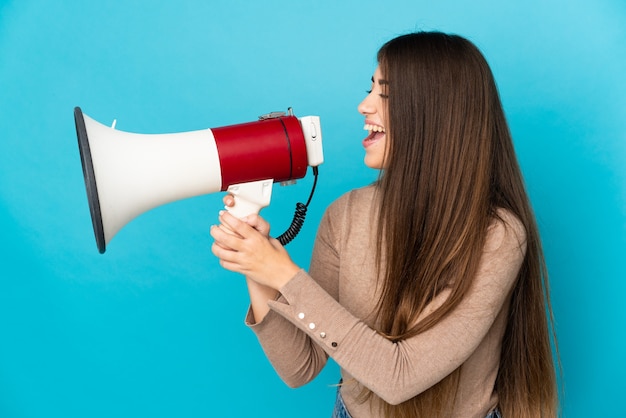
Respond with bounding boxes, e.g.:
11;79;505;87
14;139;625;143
267;269;360;353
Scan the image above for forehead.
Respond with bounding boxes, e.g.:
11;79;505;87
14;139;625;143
373;66;383;79
372;66;388;84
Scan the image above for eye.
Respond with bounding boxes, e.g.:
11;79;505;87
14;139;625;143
366;89;373;94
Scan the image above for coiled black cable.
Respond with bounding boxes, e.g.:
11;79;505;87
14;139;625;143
276;166;319;246
276;202;307;246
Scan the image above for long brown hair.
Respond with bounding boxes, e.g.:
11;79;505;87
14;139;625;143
369;32;558;417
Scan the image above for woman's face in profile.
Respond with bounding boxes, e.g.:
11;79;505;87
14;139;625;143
358;66;389;169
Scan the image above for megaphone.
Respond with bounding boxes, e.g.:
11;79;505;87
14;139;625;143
74;107;323;253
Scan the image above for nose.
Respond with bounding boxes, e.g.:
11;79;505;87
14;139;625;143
358;93;376;115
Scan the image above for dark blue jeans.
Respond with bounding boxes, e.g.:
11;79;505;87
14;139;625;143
331;386;502;418
486;408;502;418
331;387;352;418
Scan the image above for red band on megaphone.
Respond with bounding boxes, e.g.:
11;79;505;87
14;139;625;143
212;116;308;190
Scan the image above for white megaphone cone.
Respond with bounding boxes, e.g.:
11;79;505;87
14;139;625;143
74;107;323;253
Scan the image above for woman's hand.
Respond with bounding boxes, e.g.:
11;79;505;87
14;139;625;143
210;210;300;291
215;195;287;322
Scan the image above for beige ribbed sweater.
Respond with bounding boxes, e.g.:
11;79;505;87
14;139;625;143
247;185;525;417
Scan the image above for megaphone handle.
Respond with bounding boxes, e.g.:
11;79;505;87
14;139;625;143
226;179;274;218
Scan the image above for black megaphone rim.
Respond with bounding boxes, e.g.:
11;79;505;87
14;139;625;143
74;106;106;253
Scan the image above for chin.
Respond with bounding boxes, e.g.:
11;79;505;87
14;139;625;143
364;156;384;170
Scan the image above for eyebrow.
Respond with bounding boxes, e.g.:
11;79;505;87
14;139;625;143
371;76;389;85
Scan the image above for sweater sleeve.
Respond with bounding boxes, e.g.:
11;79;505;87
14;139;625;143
244;203;341;387
264;212;526;405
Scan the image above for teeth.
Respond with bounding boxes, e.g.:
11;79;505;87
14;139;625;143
363;123;386;133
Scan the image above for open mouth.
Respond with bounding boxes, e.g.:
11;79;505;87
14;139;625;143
363;123;386;147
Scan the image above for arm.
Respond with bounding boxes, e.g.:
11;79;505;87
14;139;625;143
243;207;342;387
211;219;280;323
213;195;285;323
262;213;525;405
211;200;525;404
211;206;341;387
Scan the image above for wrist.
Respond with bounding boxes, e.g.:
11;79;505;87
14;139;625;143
246;277;279;297
275;263;301;290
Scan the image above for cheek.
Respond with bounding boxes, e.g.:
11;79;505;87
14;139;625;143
380;136;391;168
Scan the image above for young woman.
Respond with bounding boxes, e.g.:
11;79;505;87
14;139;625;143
210;31;559;418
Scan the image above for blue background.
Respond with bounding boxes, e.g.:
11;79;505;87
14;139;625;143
1;0;624;416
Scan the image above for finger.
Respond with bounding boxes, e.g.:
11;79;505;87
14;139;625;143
222;194;235;207
219;210;255;238
244;214;271;236
212;238;234;251
211;241;241;265
217;220;243;239
210;224;243;251
217;258;246;275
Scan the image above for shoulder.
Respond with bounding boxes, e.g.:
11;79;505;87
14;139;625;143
329;184;377;207
484;208;527;257
324;184;377;219
315;185;378;243
468;209;528;299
